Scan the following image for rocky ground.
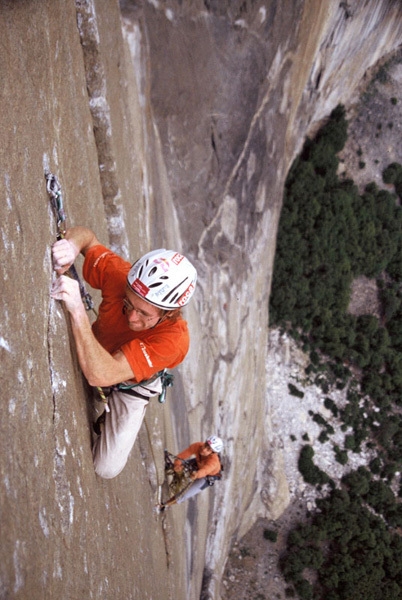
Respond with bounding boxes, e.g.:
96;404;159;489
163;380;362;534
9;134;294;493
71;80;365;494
221;327;374;600
220;49;402;600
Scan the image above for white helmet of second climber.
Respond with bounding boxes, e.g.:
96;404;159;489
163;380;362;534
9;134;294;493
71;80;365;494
127;248;197;310
206;435;224;453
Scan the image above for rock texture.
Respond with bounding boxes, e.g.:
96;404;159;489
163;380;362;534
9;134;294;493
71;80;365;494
0;2;178;599
127;2;402;597
1;1;402;599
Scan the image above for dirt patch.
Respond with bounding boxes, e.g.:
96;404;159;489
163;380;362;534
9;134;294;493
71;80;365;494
348;275;381;318
221;502;307;600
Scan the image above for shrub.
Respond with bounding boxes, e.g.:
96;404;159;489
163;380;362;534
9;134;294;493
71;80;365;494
263;528;278;542
324;397;338;417
334;445;348;465
344;433;361;453
288;383;304;398
369;457;382;475
319;431;329;443
382;162;402;184
294;578;313;600
298;445;331;486
312;413;328;428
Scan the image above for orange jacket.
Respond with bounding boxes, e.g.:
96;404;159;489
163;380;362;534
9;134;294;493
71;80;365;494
176;442;221;479
83;244;190;382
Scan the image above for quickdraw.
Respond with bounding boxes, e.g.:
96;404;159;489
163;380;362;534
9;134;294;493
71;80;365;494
158;370;174;404
45;171;95;312
45;170;110;412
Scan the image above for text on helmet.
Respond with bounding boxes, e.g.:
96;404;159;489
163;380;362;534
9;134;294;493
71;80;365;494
171;253;184;266
154;284;169;297
130;278;149;297
177;283;195;306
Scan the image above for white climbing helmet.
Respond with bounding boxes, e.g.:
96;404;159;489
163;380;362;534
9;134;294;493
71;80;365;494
206;435;224;453
127;248;197;310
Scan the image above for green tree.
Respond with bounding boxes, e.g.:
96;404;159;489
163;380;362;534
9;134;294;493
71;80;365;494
298;445;331;486
342;467;371;497
382;162;402;185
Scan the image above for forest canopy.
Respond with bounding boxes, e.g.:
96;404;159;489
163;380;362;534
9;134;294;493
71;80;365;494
270;105;402;599
270;105;402;403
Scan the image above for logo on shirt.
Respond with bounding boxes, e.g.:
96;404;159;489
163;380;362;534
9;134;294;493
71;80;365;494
171;253;184;266
177;283;195;306
130;278;149;297
139;342;153;368
93;251;112;268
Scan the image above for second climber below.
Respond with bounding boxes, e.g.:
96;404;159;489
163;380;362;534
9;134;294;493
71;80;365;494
50;226;197;479
158;435;224;511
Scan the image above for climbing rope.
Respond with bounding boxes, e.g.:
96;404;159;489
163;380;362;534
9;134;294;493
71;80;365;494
45;169;110;412
163;449;196;496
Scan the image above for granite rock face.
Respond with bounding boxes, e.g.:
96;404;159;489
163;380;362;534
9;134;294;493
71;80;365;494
125;2;402;597
1;1;402;598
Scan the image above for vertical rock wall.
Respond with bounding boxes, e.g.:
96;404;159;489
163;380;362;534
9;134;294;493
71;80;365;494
121;1;402;597
0;1;185;598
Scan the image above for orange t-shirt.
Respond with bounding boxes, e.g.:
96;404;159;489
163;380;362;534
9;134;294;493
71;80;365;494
177;442;221;479
83;244;190;382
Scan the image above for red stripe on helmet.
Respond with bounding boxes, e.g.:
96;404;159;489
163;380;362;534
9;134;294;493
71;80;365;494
130;278;149;297
177;282;195;306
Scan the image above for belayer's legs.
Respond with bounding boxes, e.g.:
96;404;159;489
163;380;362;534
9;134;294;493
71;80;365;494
176;478;207;503
92;389;148;479
160;497;177;510
160;478;208;510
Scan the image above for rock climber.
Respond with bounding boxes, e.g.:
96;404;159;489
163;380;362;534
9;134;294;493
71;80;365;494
158;435;224;511
50;226;197;479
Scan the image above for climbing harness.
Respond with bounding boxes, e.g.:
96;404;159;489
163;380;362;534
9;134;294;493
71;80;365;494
112;368;174;404
45;169;110;412
205;472;222;486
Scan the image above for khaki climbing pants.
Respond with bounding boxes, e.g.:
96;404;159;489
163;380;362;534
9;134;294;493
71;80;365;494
92;379;162;479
